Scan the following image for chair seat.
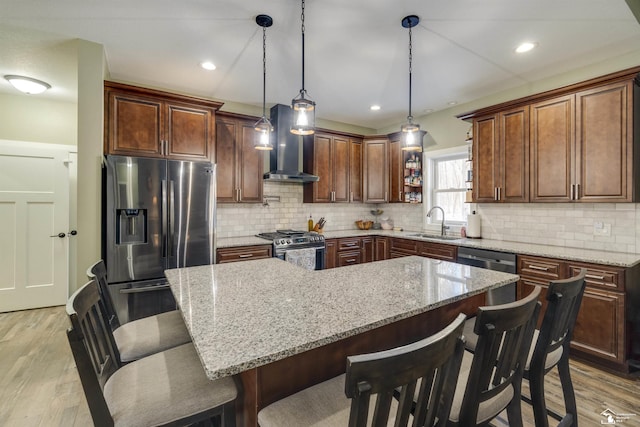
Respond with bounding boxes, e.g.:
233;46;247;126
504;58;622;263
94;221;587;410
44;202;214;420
104;343;236;427
113;310;191;363
450;336;515;424
258;374;402;427
463;318;563;372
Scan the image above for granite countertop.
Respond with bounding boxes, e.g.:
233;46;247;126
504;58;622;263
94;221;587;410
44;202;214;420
165;256;519;380
217;230;640;267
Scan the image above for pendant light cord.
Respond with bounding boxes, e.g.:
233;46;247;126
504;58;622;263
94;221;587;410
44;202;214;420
262;25;267;117
408;24;413;122
300;0;306;94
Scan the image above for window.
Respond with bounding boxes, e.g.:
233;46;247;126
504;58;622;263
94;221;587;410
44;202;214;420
425;147;470;226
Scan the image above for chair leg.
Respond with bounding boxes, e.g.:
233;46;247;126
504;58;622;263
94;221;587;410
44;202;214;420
506;392;524;427
528;367;550;427
557;356;578;427
221;401;236;427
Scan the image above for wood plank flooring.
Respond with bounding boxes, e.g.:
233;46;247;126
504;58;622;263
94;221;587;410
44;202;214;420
1;305;639;426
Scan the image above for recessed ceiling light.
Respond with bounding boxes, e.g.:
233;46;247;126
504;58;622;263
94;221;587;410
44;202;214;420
447;101;458;106
4;75;51;94
423;109;433;114
200;61;216;71
515;42;537;53
370;105;381;111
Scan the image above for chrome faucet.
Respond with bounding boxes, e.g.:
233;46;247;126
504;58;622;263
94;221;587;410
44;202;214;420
427;206;447;236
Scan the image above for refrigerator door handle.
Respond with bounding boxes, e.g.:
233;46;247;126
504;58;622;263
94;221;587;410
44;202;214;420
161;179;168;259
168;180;175;259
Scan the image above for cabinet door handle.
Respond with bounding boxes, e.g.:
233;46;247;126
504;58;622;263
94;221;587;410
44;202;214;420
529;265;549;271
346;259;356;263
239;188;242;201
575;184;580;200
385;191;388;201
345;243;358;247
399;191;402;201
570;184;575;200
585;274;605;280
497;187;501;201
239;254;253;258
350;192;353;202
494;187;498;201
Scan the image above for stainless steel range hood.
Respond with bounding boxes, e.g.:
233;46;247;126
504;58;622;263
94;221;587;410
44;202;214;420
263;104;319;182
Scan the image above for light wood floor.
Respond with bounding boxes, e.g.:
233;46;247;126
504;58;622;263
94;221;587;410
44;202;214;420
1;306;639;426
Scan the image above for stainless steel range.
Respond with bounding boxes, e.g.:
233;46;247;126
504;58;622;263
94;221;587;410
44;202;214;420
256;230;326;270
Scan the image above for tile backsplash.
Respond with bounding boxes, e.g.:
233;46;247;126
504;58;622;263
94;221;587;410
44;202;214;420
218;182;640;255
216;182;424;238
477;203;640;254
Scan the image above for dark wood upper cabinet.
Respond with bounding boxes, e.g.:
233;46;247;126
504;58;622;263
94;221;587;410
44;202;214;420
104;81;221;161
474;106;529;203
349;138;363;202
215;114;263;203
388;138;404;203
575;81;634;202
463;66;640;203
530;94;575;202
303;131;353;203
363;137;389;203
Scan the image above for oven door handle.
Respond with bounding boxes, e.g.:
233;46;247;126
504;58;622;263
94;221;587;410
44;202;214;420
119;284;171;294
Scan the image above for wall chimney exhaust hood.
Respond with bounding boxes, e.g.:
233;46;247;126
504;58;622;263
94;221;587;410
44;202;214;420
263;104;319;182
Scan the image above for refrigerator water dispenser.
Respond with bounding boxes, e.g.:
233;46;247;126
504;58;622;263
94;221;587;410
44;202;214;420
116;209;147;244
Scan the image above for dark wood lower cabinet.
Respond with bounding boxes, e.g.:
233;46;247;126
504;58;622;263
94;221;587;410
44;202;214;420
325;239;337;269
374;237;389;261
216;245;272;264
361;237;374;263
337;250;361;267
517;254;635;373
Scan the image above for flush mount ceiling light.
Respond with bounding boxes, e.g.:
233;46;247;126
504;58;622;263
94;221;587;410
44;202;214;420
515;42;537;53
370;105;381;111
4;75;51;94
290;0;315;135
200;61;216;71
400;15;422;152
254;14;274;150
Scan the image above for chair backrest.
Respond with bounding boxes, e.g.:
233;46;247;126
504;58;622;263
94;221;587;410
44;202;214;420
345;313;467;427
458;286;542;426
66;279;121;426
529;269;586;374
87;259;120;329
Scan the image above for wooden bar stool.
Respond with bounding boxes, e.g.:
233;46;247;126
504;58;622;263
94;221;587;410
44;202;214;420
87;260;191;363
258;313;468;427
66;279;237;427
448;286;541;427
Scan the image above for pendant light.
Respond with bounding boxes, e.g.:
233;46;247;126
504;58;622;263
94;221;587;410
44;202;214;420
254;14;274;150
290;0;315;135
400;15;422;151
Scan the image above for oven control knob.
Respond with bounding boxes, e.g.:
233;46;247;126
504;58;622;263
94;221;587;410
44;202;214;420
286;239;292;244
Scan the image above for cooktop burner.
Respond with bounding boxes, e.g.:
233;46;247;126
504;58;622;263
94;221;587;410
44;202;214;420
256;230;307;240
256;230;325;251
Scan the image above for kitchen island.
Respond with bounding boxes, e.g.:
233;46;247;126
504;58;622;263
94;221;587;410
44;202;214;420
165;256;519;426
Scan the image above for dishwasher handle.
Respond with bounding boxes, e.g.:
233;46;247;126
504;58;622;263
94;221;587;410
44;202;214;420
119;284;171;294
457;252;516;266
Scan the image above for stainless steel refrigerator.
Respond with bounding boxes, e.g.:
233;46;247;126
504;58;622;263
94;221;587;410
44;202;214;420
103;155;216;323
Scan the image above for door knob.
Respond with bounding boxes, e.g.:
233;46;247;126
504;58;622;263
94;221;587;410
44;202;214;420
68;230;78;236
50;232;66;238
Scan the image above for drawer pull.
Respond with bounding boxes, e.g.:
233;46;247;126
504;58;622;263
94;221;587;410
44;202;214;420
345;243;358;247
585;274;605;280
346;259;356;263
239;254;254;258
529;265;549;271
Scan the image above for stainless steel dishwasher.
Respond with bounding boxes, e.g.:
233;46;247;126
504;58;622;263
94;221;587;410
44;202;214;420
457;247;517;304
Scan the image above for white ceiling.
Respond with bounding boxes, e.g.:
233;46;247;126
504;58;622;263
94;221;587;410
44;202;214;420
1;0;639;130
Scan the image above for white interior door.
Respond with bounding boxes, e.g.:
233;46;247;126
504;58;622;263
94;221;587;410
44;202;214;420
0;140;72;312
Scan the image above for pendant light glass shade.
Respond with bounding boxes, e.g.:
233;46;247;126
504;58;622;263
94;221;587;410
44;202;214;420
254;14;274;150
291;0;315;135
400;15;422;152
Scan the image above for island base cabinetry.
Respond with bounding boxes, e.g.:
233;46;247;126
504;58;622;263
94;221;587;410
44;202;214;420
237;292;485;426
517;255;636;373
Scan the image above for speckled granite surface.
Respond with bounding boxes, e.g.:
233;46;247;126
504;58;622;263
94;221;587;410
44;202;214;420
217;230;640;267
165;256;518;380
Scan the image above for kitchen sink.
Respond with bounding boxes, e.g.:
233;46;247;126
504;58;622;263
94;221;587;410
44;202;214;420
408;233;461;241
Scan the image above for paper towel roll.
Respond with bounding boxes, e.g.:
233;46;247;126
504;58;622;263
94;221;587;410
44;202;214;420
467;211;481;238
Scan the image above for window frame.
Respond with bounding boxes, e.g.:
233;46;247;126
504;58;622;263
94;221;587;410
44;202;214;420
424;146;471;231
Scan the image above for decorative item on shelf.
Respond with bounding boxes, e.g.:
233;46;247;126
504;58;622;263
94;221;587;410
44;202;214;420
290;0;315;135
400;15;422;152
254;14;274;150
464;125;473;203
355;220;373;230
